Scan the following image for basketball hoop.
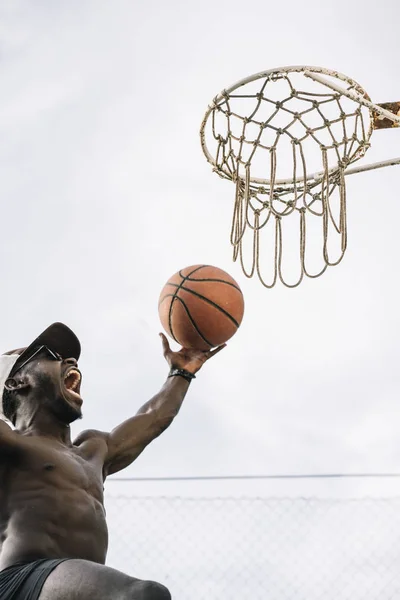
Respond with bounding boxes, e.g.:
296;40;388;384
200;66;400;288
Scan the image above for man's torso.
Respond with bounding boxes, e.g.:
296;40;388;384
0;431;109;571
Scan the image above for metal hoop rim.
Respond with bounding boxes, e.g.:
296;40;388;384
200;65;372;187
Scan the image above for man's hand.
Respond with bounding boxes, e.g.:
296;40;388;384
160;333;226;375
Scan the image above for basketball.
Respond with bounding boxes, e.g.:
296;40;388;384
158;265;245;350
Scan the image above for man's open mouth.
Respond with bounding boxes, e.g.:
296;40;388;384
63;368;82;402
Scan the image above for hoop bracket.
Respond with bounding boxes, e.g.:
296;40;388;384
304;71;400;126
373;102;400;129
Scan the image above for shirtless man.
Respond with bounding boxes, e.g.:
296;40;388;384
0;322;224;599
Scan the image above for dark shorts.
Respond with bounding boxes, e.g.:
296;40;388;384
0;558;67;600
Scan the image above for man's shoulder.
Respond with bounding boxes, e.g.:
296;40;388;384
0;421;26;465
73;428;109;447
73;429;110;470
0;419;20;446
0;418;13;435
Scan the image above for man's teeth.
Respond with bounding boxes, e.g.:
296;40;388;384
65;369;81;391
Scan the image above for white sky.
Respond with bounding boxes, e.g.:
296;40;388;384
0;0;400;503
1;1;400;597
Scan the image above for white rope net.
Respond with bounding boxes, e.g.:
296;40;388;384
200;66;386;288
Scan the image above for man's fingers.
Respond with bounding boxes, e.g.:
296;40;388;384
207;343;226;358
159;333;170;356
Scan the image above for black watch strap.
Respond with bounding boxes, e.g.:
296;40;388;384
168;368;196;383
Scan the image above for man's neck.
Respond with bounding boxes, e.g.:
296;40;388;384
15;410;73;446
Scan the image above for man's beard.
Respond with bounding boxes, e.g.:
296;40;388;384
53;393;82;424
36;372;82;424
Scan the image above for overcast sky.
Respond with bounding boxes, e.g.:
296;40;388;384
0;1;399;595
1;0;400;489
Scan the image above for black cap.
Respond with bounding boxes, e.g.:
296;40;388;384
10;322;81;375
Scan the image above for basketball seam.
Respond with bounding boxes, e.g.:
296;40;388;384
184;276;242;293
166;265;212;346
165;282;241;328
164;294;214;347
179;265;209;280
181;265;242;294
166;296;180;345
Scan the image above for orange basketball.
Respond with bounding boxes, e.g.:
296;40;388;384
158;265;245;350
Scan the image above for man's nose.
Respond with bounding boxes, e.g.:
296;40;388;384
64;357;78;367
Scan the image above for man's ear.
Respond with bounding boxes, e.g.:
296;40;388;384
4;378;29;392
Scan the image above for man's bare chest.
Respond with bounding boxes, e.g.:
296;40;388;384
1;436;108;503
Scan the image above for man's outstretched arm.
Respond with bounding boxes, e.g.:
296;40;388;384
101;334;225;476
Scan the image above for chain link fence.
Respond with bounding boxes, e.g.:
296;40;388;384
104;491;400;599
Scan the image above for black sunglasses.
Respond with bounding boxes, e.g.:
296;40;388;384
12;345;62;376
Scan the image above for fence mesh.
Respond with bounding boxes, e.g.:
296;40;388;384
104;493;400;599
